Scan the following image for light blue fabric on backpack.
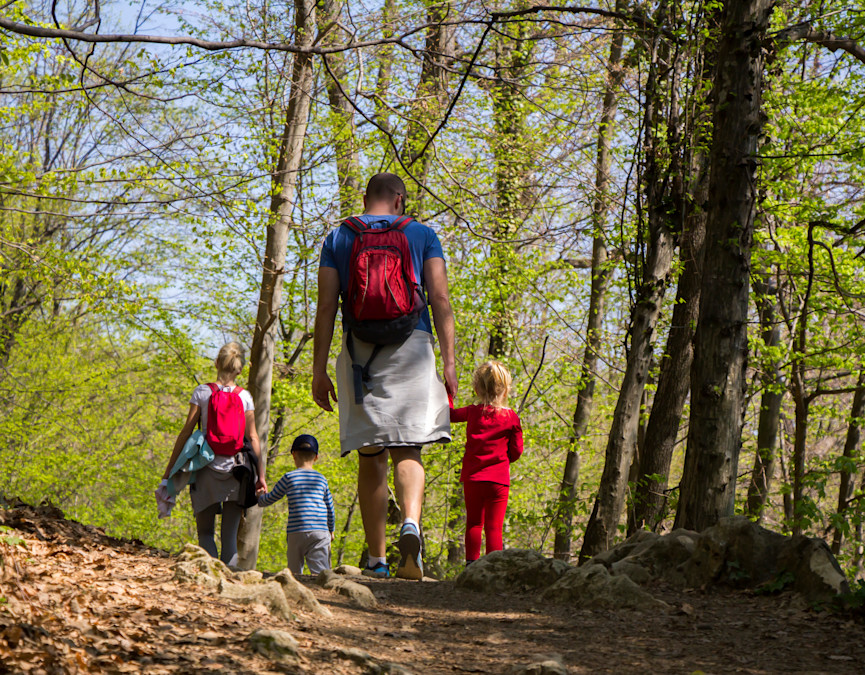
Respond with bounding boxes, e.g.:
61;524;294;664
167;430;215;498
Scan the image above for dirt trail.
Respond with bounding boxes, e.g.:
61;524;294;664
2;503;865;674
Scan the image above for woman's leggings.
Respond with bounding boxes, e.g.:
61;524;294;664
195;501;244;567
463;480;509;561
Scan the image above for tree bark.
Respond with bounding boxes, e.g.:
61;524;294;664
675;0;774;532
236;0;317;570
744;276;784;520
831;373;865;554
580;13;677;561
629;155;707;534
319;0;362;218
402;2;455;217
552;3;625;560
487;20;532;359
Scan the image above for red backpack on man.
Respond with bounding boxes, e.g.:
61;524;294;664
205;383;246;455
341;215;427;403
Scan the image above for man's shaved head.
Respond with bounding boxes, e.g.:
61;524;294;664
365;173;407;202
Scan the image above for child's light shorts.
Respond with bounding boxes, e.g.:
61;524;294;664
286;530;331;575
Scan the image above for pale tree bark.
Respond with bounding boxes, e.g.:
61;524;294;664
487;19;533;359
675;0;774;532
744;276;784;520
236;0;317;570
580;6;677;561
401;2;455;218
552;3;626;560
831;373;865;555
318;0;362;218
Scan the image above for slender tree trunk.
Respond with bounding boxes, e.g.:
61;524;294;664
487;21;532;359
745;277;784;520
319;0;362;218
402;2;455;217
580;15;677;561
674;0;774;532
552;3;626;561
236;0;317;570
831;374;865;554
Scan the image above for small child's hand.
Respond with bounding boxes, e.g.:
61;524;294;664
330;531;335;541
255;487;266;496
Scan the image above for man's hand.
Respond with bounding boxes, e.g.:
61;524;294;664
443;363;458;400
312;371;338;411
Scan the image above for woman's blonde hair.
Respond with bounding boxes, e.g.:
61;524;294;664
473;360;512;408
215;342;246;376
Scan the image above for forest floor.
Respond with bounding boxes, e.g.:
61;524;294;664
2;503;865;674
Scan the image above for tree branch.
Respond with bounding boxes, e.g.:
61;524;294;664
774;22;865;65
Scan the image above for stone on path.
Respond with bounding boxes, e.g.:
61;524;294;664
455;549;570;593
247;628;298;664
274;568;332;617
334;564;363;576
219;579;295;621
542;564;669;611
316;569;378;609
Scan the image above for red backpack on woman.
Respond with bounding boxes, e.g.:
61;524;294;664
205;383;245;456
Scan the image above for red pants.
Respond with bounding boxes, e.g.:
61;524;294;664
463;480;509;561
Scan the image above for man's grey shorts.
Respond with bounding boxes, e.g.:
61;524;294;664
286;530;331;575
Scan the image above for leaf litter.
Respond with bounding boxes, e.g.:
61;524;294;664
3;501;865;674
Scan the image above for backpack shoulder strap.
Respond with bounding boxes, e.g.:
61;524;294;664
207;383;218;395
341;216;369;234
392;215;414;231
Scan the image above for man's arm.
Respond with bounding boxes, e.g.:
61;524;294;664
312;266;341;411
424;257;458;398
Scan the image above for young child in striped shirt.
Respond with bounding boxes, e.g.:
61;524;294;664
257;434;335;575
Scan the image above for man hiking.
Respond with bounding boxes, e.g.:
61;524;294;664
312;172;457;580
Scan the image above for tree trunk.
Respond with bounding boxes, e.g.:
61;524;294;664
319;0;362;218
745;276;784;520
486;20;532;359
675;0;774;532
831;373;865;554
552;4;626;560
401;3;454;217
580;16;677;561
236;0;317;570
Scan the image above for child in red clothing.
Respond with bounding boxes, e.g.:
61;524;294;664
450;361;523;563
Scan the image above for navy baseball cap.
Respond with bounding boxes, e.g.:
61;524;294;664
291;434;319;455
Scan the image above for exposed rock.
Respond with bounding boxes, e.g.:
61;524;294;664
777;534;850;602
171;545;233;588
510;655;568;674
580;517;849;605
455;549;570;593
542;564;668;611
219;580;294;620
247;628;298;663
334;564;363;576
316;569;377;609
586;529;660;568
233;570;263;584
274;568;332;617
333;647;414;674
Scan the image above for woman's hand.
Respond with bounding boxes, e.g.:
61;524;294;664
255;476;267;494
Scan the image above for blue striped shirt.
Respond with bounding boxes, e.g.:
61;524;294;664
258;468;335;533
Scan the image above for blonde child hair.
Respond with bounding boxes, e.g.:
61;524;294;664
215;342;245;377
473;360;512;408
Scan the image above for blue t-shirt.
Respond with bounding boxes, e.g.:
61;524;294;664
319;214;444;333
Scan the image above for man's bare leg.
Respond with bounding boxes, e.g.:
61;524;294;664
390;446;424;522
391;446;425;579
357;447;389;561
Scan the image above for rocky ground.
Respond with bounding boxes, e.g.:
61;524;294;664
2;503;865;674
